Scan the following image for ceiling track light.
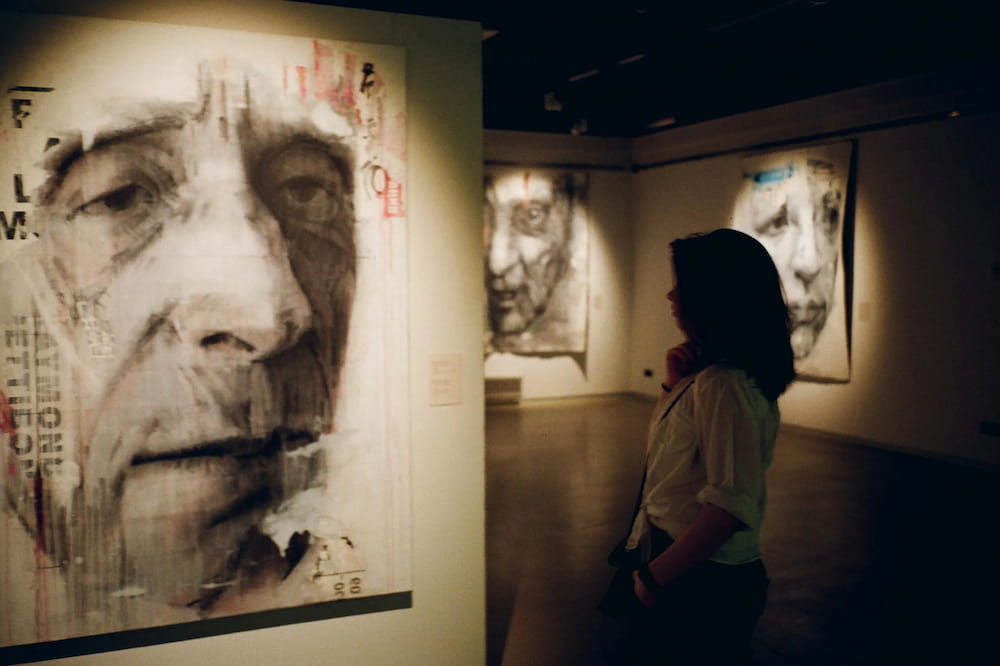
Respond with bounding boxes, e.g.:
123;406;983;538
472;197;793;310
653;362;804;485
647;116;677;129
618;53;646;65
568;69;600;83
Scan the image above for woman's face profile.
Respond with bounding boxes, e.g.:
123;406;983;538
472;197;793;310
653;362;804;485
666;284;695;341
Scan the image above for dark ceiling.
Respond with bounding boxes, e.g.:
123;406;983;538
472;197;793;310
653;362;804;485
302;0;999;137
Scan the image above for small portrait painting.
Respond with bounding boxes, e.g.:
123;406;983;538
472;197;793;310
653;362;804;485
484;169;588;355
732;142;853;381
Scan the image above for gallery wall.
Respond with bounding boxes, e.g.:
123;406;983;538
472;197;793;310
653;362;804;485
482;75;999;467
628;80;1000;466
483;132;634;399
6;1;485;664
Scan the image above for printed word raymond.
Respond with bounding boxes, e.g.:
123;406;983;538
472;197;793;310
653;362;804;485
4;315;63;479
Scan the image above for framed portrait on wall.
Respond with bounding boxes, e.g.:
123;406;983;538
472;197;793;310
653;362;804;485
732;141;854;382
0;11;411;659
484;168;589;355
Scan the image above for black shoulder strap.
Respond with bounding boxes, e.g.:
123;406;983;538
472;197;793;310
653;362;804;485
628;378;696;522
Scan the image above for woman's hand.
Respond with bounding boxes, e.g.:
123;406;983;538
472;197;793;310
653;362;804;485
664;341;700;389
632;570;656;609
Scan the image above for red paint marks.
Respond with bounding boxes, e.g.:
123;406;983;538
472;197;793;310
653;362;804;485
312;40;333;102
0;390;15;435
296;66;308;102
7;462;14;477
341;54;357;109
384;174;404;218
306;41;373;125
311;40;345;106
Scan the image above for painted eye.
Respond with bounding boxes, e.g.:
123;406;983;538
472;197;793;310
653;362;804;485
821;191;841;234
513;202;550;233
255;138;351;234
275;176;341;224
824;207;840;234
755;204;789;237
78;183;156;217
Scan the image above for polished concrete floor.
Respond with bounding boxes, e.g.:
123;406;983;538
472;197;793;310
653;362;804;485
486;395;997;665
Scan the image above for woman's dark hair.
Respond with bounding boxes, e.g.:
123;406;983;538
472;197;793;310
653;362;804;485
671;229;795;401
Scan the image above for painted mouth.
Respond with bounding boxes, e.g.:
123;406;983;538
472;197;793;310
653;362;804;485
790;302;827;329
126;428;318;527
489;289;521;310
130;427;316;467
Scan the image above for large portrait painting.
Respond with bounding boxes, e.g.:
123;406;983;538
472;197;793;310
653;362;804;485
0;12;410;654
484;169;588;355
732;142;853;381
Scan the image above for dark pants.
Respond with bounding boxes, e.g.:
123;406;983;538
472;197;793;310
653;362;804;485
616;528;769;665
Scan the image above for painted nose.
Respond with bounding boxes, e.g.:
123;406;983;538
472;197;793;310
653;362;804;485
165;64;313;360
487;224;522;280
169;187;313;361
790;222;822;286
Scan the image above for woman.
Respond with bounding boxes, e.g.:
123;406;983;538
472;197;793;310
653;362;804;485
621;229;795;664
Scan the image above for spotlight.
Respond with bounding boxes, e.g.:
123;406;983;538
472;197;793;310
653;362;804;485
568;69;600;83
647;116;677;129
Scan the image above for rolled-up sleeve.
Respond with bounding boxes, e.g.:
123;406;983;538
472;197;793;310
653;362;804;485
693;368;764;531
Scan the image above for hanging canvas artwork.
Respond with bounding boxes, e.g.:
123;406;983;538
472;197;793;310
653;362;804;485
484;169;589;355
732;142;853;381
0;12;410;654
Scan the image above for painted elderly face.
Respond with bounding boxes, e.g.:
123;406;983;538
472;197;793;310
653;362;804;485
1;63;355;611
744;160;841;359
485;173;570;336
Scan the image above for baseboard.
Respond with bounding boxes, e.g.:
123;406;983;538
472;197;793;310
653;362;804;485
779;423;997;471
485;377;522;405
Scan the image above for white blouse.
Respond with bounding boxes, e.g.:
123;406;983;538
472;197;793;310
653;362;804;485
626;364;779;565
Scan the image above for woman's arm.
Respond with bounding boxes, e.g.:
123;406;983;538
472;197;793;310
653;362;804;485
632;503;742;608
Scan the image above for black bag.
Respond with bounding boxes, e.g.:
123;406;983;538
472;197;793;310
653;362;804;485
597;538;644;619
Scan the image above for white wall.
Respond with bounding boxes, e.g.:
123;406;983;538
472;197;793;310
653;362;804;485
483;130;634;399
628;81;1000;466
10;1;486;664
